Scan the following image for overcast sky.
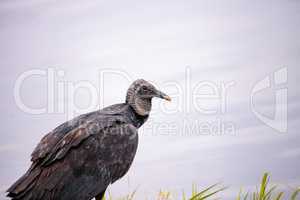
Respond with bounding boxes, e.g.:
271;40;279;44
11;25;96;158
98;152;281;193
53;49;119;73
1;0;300;199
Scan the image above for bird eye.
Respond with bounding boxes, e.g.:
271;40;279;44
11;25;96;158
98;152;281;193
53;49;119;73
141;86;147;91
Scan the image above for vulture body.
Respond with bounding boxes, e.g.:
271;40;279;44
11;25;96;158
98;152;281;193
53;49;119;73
7;79;170;200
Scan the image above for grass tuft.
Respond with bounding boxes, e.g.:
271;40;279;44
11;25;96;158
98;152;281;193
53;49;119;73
102;173;299;200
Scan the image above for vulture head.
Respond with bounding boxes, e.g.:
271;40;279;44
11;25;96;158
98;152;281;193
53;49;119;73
126;79;171;116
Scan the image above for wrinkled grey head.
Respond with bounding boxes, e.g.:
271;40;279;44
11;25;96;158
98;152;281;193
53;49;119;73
126;79;171;116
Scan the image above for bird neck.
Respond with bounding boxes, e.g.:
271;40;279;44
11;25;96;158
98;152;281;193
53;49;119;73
128;97;152;116
126;104;149;128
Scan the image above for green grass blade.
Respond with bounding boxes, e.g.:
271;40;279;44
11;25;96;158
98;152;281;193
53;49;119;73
274;192;284;200
259;173;269;200
189;183;220;200
290;188;300;200
190;186;227;200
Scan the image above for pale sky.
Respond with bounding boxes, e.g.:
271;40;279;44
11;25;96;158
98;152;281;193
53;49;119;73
1;0;300;199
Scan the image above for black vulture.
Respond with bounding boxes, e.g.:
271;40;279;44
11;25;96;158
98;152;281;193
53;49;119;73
7;79;171;200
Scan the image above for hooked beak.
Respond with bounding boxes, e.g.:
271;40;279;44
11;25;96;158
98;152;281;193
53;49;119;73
155;90;171;101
